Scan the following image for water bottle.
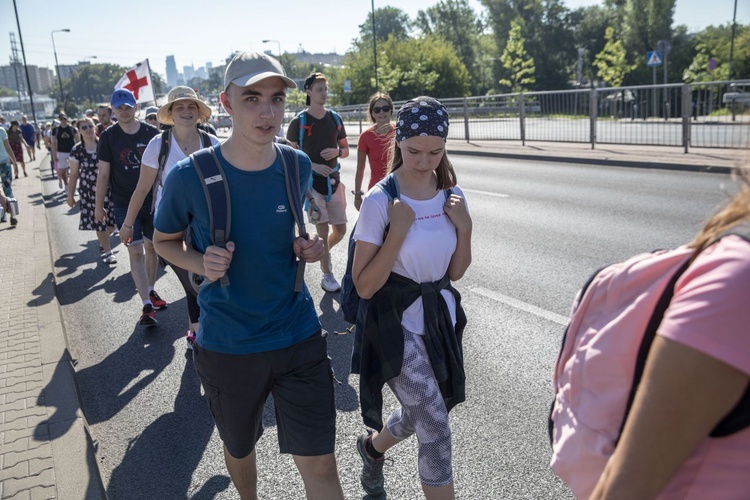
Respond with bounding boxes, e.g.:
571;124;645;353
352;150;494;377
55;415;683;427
310;205;321;223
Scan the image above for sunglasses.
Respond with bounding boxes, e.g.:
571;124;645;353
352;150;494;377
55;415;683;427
372;105;391;114
146;115;158;120
80;125;94;130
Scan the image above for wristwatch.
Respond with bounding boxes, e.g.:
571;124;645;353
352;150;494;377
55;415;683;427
338;148;343;157
351;190;364;196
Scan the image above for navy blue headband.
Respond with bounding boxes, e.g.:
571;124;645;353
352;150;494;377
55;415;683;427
395;96;449;142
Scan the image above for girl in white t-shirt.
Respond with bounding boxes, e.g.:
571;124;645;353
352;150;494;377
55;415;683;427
352;97;472;500
119;87;220;345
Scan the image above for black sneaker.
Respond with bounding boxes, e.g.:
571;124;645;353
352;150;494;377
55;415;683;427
357;432;386;497
139;304;158;327
10;216;17;226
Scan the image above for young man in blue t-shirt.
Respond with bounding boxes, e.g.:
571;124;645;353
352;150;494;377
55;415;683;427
153;52;344;500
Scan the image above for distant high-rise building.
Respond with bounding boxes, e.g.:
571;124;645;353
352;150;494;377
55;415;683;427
206;62;213;70
183;65;195;82
0;64;56;94
166;55;178;88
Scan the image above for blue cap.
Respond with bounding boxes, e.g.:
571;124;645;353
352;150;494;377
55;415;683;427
110;88;136;108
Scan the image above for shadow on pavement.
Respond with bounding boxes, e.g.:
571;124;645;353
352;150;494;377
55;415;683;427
34;352;108;499
106;355;227;499
318;293;359;413
76;324;180;426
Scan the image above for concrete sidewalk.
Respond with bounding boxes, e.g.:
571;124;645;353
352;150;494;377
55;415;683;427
0;154;105;499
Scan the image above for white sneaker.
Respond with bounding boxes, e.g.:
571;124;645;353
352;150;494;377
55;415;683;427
321;273;341;293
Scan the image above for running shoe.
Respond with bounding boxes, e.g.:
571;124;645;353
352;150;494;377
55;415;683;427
149;290;167;310
186;330;196;350
104;253;117;265
356;432;386;497
321;273;341;293
139;304;157;327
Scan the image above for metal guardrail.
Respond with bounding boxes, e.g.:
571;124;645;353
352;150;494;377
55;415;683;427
311;80;750;151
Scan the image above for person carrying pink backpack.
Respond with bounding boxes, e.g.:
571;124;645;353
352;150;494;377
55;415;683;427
551;161;750;499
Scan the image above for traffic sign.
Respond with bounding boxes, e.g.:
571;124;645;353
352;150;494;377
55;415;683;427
708;57;718;72
646;51;663;67
343;79;352;93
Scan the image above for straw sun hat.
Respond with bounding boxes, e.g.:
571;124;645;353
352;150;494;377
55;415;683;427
156;86;212;125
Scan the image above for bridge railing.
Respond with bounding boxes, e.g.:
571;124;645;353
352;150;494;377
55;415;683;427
299;80;750;150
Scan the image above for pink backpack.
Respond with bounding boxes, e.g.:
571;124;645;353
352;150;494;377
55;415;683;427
549;228;750;499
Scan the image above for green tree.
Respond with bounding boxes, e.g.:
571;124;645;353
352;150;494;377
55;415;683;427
57;63;129;106
622;0;676;83
0;87;16;97
278;54;316;79
415;0;487;93
684;23;750;81
341;35;469;102
359;6;412;42
594;26;636;86
683;44;729;83
569;4;621;85
499;20;536;92
482;0;579;90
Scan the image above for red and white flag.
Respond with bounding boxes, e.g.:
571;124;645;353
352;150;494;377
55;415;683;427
114;59;154;104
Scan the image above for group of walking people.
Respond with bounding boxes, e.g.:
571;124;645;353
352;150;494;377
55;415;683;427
46;48;750;500
132;51;470;499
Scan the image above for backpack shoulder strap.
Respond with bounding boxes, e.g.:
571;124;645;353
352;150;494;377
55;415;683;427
157;129;171;172
330;110;342;128
376;173;400;201
150;129;172;213
189;146;231;287
276;144;308;292
620;221;750;441
197;128;212;149
297;111;307;149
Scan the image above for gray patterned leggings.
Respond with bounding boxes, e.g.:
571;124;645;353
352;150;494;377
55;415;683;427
386;327;453;487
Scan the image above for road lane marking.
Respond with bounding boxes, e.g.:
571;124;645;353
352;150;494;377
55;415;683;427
470;286;569;325
462;188;510;198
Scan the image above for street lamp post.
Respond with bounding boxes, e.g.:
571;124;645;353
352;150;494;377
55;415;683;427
51;29;70;104
371;0;379;91
262;40;281;58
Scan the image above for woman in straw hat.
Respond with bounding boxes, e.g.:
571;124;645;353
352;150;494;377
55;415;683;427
119;86;220;345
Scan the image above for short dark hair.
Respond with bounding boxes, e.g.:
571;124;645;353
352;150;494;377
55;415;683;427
303;72;327;105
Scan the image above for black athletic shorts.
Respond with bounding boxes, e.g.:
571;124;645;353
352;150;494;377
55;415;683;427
193;331;336;459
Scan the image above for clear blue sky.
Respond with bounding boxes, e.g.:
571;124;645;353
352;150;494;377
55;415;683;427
1;0;746;80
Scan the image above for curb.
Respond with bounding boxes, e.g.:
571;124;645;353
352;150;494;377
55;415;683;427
36;157;108;499
443;148;735;175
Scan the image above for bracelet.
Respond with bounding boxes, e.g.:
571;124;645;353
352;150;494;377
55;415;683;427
122;223;133;229
351;190;364;196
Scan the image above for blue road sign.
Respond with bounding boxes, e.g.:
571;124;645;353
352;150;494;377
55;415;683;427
646;51;663;67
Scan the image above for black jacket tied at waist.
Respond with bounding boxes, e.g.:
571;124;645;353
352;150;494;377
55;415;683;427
356;272;467;430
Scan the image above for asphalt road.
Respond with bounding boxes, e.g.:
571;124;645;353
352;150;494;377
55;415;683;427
42;152;736;499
